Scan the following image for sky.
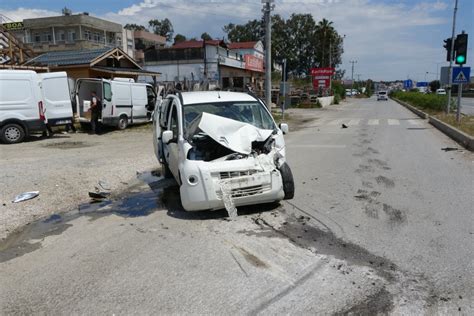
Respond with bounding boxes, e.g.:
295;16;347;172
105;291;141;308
1;0;473;82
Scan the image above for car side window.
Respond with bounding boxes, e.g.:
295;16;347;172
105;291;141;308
169;105;179;141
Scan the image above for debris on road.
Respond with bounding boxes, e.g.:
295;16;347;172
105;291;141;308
441;147;459;152
98;180;111;191
342;124;348;128
88;191;111;200
12;191;40;203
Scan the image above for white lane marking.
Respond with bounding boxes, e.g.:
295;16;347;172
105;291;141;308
388;119;400;125
290;145;347;148
407;119;421;125
327;119;345;126
348;119;360;126
368;119;379;125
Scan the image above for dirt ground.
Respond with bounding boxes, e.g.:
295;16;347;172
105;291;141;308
0;124;158;240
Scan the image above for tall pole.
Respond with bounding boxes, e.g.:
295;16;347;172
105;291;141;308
263;0;274;110
329;39;332;93
456;83;462;122
282;58;286;118
447;0;458;114
350;60;357;96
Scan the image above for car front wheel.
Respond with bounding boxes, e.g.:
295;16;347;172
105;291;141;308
1;123;26;144
279;163;295;200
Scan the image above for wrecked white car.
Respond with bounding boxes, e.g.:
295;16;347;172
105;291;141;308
153;91;294;212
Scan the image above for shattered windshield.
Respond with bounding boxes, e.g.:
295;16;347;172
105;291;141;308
183;101;275;131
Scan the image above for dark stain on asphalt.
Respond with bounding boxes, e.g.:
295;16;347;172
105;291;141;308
42;141;93;149
367;147;380;154
335;287;394;315
240;214;397;281
382;204;407;224
375;175;395;188
368;158;389;169
237;247;269;268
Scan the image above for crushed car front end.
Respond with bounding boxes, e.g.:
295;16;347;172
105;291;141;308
179;153;285;211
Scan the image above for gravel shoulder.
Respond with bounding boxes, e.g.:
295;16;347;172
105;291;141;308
0;125;157;240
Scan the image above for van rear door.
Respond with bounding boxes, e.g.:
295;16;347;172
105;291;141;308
131;84;148;123
39;72;73;126
111;81;132;123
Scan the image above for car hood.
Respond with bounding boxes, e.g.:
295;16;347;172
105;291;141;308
187;112;274;155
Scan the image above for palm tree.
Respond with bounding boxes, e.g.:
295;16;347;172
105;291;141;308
315;19;336;67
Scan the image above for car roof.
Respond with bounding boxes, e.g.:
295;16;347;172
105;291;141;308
180;91;258;105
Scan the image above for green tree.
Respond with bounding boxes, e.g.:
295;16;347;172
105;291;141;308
200;32;212;41
124;23;146;31
173;34;187;44
148;18;174;42
222;19;263;42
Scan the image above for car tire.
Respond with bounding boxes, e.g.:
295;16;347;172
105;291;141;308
0;123;25;144
118;115;128;130
162;162;173;179
279;162;295;200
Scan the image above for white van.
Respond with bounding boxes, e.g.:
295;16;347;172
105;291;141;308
0;70;73;144
75;78;157;129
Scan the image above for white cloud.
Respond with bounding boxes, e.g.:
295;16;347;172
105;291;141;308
0;7;59;22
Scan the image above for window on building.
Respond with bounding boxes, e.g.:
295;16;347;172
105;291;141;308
42;33;52;42
58;31;65;41
68;30;76;42
84;30;91;40
93;32;100;42
34;33;41;43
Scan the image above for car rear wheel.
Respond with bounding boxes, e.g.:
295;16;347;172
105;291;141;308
1;123;25;144
279;162;295;200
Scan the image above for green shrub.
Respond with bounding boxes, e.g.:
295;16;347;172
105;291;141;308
390;91;447;112
332;81;346;100
334;93;340;104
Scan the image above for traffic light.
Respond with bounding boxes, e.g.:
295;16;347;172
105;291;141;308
443;38;453;61
455;33;468;65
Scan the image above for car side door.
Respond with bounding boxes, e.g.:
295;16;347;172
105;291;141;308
166;101;181;180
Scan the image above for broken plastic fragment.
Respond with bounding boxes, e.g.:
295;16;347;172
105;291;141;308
12;191;39;203
220;180;237;218
98;180;111;191
88;191;111;199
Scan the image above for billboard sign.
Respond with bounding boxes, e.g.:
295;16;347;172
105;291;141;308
2;22;23;31
244;55;264;72
416;81;428;87
403;79;413;89
310;68;334;89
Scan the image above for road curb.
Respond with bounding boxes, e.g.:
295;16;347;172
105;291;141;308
391;98;429;119
392;97;473;151
428;116;474;151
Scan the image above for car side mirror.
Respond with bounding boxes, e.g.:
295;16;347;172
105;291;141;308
279;123;289;134
162;130;173;144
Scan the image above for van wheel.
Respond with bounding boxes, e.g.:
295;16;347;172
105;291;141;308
118;115;128;130
279;163;295;200
1;123;25;144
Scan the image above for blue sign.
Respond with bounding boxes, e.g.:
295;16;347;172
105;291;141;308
403;79;413;89
452;67;471;84
416;81;429;87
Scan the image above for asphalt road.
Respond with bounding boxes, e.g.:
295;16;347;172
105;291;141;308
461;97;474;115
1;97;473;314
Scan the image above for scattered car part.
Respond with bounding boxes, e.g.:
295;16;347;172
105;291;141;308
12;191;40;203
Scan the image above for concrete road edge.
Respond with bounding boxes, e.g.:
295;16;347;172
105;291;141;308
392;97;474;151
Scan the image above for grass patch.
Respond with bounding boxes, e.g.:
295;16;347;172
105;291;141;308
271;110;316;131
433;114;474;136
391;91;474;136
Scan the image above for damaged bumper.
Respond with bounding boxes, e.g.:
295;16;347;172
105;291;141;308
179;158;285;211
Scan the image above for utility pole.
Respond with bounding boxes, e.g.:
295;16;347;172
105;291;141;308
262;0;274;110
282;58;286;118
329;39;332;92
447;0;458;114
349;60;357;96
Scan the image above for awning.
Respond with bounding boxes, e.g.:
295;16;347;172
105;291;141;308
91;66;161;77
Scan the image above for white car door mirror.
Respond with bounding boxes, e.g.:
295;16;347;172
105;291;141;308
279;123;289;134
162;130;173;144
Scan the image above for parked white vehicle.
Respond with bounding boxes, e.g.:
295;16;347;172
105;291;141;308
153;91;294;212
75;78;157;129
0;70;73;144
436;89;447;95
